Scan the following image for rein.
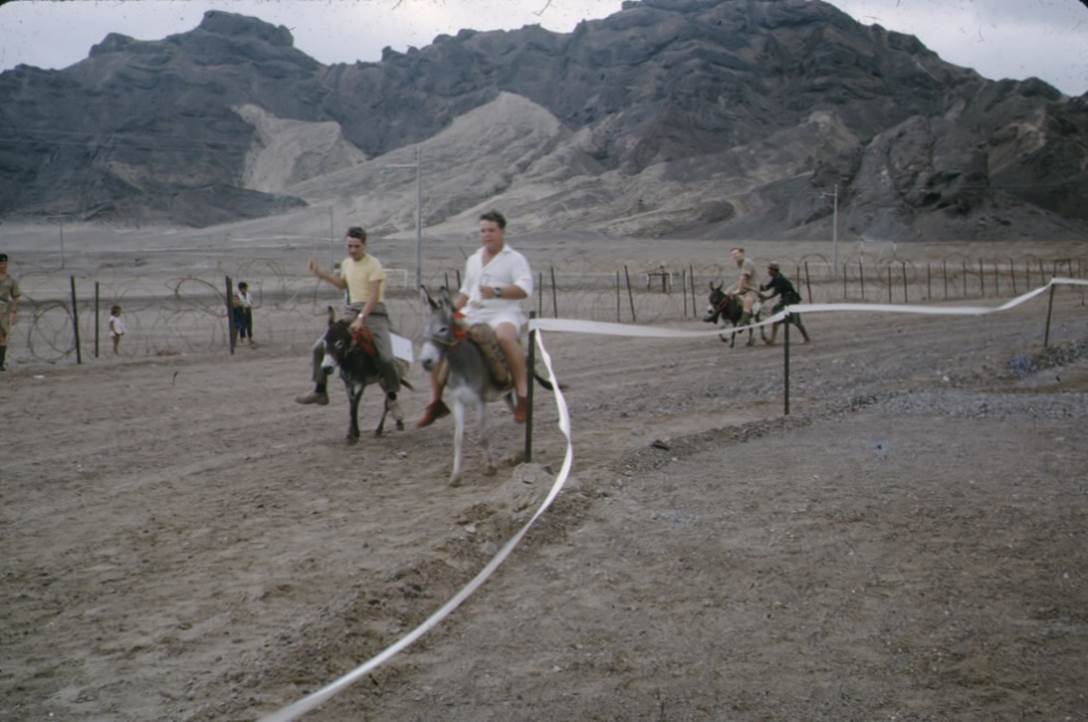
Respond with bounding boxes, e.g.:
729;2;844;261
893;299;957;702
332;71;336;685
349;326;376;357
712;293;735;315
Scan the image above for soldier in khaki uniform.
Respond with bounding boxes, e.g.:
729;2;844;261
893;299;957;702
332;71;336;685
727;247;760;327
0;252;21;371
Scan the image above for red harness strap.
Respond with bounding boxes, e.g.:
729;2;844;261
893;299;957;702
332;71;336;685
451;310;468;342
351;326;376;357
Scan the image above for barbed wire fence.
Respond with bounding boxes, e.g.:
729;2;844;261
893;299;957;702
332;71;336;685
14;251;1087;367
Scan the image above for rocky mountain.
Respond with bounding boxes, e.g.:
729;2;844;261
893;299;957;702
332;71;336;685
0;0;1085;240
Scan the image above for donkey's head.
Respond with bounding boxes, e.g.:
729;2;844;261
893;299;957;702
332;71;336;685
321;319;354;374
419;286;459;372
704;281;729;324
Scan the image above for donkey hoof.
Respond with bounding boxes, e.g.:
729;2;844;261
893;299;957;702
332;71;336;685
483;465;497;477
373;428;384;437
395;420;405;431
449;474;463;488
718;335;729;344
346;434;359;445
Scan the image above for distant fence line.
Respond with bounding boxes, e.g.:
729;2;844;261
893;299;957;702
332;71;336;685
14;253;1088;365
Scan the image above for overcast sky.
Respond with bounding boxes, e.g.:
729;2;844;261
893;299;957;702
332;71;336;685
0;0;1085;96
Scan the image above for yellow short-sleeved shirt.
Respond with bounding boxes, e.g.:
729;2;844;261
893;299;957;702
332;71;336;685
340;255;386;305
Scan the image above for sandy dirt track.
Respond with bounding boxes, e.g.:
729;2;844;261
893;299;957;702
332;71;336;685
3;244;1088;721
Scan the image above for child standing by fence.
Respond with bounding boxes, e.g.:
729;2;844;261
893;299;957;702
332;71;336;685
108;305;126;355
236;281;254;347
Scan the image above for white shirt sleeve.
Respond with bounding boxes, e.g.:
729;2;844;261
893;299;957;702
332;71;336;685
509;250;534;296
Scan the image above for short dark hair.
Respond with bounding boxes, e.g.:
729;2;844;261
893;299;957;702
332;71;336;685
0;253;7;262
346;226;367;241
479;210;506;229
238;281;248;290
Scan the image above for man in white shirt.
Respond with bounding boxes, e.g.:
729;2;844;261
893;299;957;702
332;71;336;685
418;210;534;426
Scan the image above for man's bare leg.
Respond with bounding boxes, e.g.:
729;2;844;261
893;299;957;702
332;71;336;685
417;360;451;427
495;323;529;422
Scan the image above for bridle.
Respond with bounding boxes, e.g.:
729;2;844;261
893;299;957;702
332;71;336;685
428;307;469;349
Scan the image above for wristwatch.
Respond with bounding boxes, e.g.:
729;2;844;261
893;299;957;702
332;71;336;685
493;286;502;299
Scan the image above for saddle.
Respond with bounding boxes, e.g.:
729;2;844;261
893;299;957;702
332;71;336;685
467;323;512;387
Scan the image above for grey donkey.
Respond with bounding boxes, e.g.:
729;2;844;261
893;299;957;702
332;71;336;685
419;287;554;486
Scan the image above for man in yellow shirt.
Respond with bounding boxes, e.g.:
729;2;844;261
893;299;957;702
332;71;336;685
295;227;403;423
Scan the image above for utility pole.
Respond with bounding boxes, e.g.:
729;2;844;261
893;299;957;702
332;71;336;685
820;184;839;276
385;149;424;288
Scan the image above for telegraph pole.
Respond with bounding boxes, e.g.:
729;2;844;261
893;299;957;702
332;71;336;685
820;184;839;276
385;149;423;288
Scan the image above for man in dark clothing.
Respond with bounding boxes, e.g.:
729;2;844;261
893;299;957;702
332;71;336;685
760;262;810;344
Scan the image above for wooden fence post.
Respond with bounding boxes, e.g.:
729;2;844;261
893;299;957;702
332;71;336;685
525;311;536;462
1009;258;1017;295
842;263;847;300
783;312;790;416
1043;284;1055;348
803;261;813;303
900;262;909;303
225;276;236;355
550;266;558;318
887;265;892;303
615;270;621;322
689;264;696;314
979;258;985;297
681;269;688;318
961;260;968;298
538;271;543;318
859;260;865;300
624;265;637;323
943;260;949;299
69;275;82;365
94;281;100;358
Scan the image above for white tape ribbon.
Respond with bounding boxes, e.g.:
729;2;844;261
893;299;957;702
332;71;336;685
260;276;1084;720
260;330;573;722
530;278;1086;337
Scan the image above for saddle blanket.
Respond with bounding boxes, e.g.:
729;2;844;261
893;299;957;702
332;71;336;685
391;333;413;364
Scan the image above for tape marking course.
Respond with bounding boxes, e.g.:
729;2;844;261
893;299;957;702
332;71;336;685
259;277;1083;720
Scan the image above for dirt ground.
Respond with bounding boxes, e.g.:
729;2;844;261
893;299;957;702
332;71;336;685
3;235;1087;721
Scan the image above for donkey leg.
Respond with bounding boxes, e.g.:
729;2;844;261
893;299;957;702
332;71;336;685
347;383;362;444
374;392;388;437
449;400;466;487
477;401;496;477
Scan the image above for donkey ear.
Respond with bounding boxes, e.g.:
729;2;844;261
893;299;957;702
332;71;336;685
419;285;438;310
327;305;336;327
438;285;452;306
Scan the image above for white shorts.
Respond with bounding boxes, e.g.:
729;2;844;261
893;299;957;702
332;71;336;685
464;304;526;333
